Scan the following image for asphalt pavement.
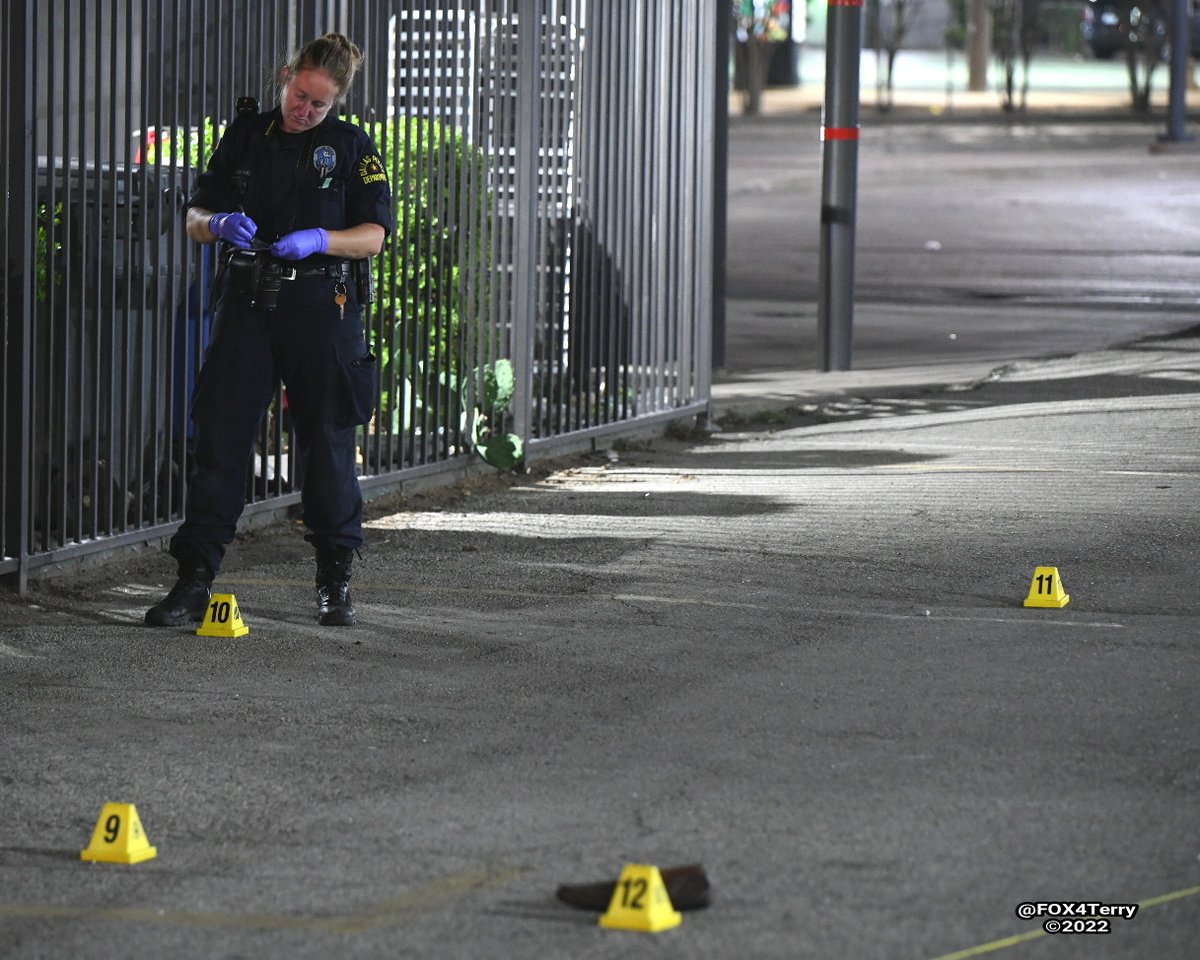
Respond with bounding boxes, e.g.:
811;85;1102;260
2;75;1200;960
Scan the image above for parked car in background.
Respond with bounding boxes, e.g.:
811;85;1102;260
1081;0;1200;59
1080;0;1126;57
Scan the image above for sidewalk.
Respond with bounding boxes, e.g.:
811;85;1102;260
738;48;1200;121
3;78;1200;960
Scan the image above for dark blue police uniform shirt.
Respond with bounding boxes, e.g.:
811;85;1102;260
188;107;393;263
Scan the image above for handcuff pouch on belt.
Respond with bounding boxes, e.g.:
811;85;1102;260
353;258;376;305
227;249;283;312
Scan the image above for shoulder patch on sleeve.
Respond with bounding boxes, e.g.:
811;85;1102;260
357;154;388;185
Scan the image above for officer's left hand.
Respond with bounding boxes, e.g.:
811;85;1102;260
270;228;329;260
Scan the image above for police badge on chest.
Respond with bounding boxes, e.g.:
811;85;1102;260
314;144;337;187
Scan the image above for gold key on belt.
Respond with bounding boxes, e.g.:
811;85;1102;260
334;281;347;320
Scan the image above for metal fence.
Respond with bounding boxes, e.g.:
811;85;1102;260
1;0;715;592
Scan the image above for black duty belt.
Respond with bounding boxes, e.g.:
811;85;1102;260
280;261;353;281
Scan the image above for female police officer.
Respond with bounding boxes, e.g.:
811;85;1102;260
146;33;392;628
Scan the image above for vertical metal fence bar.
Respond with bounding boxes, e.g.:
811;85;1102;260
250;2;267;506
468;0;488;446
693;0;715;408
148;0;165;530
537;0;553;436
710;0;728;374
413;2;432;464
169;0;187;524
650;4;669;412
458;1;481;449
671;1;690;409
71;0;86;548
87;5;105;544
560;0;578;435
529;0;544;440
1;0;37;587
382;0;395;472
390;0;407;472
510;0;541;446
650;2;663;411
109;0;128;537
420;1;436;464
631;2;648;416
597;0;617;427
41;0;51;550
143;0;158;525
535;2;553;440
163;0;181;528
134;0;151;531
402;0;417;466
569;0;590;433
486;0;505;438
496;0;516;427
647;3;665;412
602;1;621;425
104;1;118;537
435;1;454;461
685;0;703;409
50;0;66;550
1;2;7;567
407;0;421;469
399;2;417;467
628;3;644;418
596;1;614;426
183;0;204;531
627;5;645;419
275;4;290;501
554;0;568;436
597;2;618;425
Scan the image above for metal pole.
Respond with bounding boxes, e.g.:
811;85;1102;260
1161;0;1193;144
817;0;862;372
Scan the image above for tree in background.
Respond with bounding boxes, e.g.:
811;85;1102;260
733;0;793;114
1119;0;1170;111
871;0;926;110
991;0;1041;110
943;0;969;107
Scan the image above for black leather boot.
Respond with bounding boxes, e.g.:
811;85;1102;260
316;547;356;626
145;564;213;626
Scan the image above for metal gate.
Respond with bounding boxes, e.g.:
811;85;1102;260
1;0;715;592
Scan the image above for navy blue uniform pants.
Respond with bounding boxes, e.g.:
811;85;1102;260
170;273;374;575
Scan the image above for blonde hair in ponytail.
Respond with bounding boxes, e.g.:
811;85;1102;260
282;33;364;102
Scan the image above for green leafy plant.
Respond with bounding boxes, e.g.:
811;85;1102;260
471;359;523;470
365;115;513;466
35;201;64;303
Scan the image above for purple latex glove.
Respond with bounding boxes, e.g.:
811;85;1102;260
208;212;258;248
270;228;329;260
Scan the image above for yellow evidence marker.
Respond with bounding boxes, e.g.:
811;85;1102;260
196;592;249;637
599;863;683;933
1024;566;1070;608
80;802;157;864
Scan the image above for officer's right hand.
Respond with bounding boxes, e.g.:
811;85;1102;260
208;212;258;249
